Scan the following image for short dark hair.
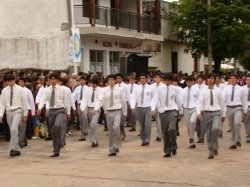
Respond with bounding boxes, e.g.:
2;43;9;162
197;75;204;80
18;77;26;82
139;73;147;78
106;74;116;80
49;73;59;80
206;73;215;79
5;74;15;81
163;73;173;81
115;73;124;79
79;75;87;81
230;74;238;79
91;77;99;85
186;76;195;81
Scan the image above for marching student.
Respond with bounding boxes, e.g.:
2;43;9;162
80;78;103;147
151;73;164;141
197;74;226;159
182;76;200;148
72;75;90;141
151;73;183;158
223;74;247;149
38;73;71;157
96;74;127;156
243;74;250;143
125;75;139;132
131;73;154;146
0;74;28;157
17;77;36;148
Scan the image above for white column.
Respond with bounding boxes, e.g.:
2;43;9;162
104;50;110;75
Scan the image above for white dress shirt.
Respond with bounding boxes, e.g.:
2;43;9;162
62;85;76;110
96;86;127;116
35;85;44;104
215;83;226;91
243;85;250;108
193;83;207;91
80;86;103;111
125;83;139;103
38;84;71;115
72;85;90;104
197;86;226;117
151;84;183;114
116;82;127;101
182;86;200;109
151;82;165;95
0;84;28;117
24;87;36;116
223;84;247;111
130;84;154;109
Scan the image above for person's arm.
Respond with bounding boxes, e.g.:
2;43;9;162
0;93;6;123
27;90;36;116
21;88;28;117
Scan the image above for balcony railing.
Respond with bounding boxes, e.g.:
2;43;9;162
73;4;160;35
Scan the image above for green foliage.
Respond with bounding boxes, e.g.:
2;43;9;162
167;0;250;72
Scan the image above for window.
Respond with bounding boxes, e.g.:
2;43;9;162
110;51;121;74
83;0;99;18
90;50;104;74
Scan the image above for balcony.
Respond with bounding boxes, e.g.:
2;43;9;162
73;4;160;35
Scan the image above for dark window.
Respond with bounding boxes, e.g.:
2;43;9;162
171;52;178;73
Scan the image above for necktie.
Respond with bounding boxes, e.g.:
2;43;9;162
166;86;169;106
91;89;95;103
248;87;250;102
80;85;83;100
210;88;214;106
141;85;145;105
231;86;235;102
10;87;13;106
110;88;114;107
130;84;133;94
50;86;55;107
187;88;190;108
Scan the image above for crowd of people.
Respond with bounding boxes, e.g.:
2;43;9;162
0;69;249;159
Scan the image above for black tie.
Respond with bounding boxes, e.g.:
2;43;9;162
91;89;95;103
248;87;250;101
130;85;133;94
231;86;235;102
10;87;13;106
80;85;83;100
210;88;214;106
50;86;55;107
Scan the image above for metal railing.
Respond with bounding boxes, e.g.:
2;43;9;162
73;4;159;35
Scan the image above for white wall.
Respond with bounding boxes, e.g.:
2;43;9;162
0;0;69;70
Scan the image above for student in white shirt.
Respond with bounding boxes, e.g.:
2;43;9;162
96;74;127;156
197;74;226;159
182;76;200;148
243;74;250;143
151;73;183;158
80;78;102;147
223;74;247;149
0;74;28;157
131;73;154;146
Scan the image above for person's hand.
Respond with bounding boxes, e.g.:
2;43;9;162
73;110;77;116
91;110;97;115
22;116;27;123
152;111;156;118
122;115;127;120
81;110;84;116
67;115;71;121
178;114;183;120
37;109;41;116
0;116;2;124
197;114;203;120
45;109;49;117
131;108;136;115
221;117;226;123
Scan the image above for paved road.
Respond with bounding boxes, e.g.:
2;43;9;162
0;121;250;187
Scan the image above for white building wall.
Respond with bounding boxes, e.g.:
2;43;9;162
0;0;70;70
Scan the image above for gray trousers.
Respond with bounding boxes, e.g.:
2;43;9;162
156;109;163;138
6;108;23;151
106;110;121;153
137;107;152;143
203;111;221;155
159;110;178;154
87;108;101;144
127;102;136;129
49;108;67;154
19;120;27;146
245;107;250;141
226;107;242;145
77;104;89;138
183;108;197;145
197;118;205;141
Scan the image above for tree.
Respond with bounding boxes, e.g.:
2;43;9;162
166;0;250;73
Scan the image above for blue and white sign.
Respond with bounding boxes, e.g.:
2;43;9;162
71;28;81;63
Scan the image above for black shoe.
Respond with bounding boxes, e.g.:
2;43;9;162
164;153;171;158
104;127;108;131
176;132;180;136
79;138;86;141
227;129;231;132
208;155;214;159
76;126;80;130
156;137;161;142
19;143;28;149
197;139;204;143
246;140;250;143
141;142;149;146
213;150;218;156
91;143;98;147
10;150;21;157
219;134;223;138
84;132;88;136
108;152;117;156
229;145;237;149
236;141;241;147
50;153;59;157
120;135;126;141
138;133;141;136
172;150;177;155
115;148;120;153
45;137;52;141
189;145;196;149
129;128;136;132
